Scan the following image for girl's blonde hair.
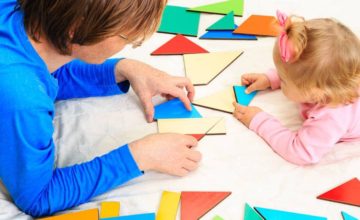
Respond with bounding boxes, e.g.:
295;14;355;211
273;16;360;105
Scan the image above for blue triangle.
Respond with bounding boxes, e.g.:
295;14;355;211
342;211;358;220
200;25;257;40
101;213;155;220
255;207;327;220
233;85;257;106
154;98;202;120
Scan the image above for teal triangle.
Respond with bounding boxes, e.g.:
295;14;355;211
188;0;244;16
207;12;235;30
255;207;327;220
342;211;358;220
233;85;257;106
244;203;263;220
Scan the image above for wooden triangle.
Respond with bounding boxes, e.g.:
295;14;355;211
180;191;231;220
39;209;98;220
157;117;226;135
317;178;360;207
188;0;244;16
233;15;281;36
193;86;236;113
207;12;235;30
151;35;208;55
184;51;243;85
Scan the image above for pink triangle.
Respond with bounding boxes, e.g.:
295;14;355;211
151;34;208;55
181;191;231;220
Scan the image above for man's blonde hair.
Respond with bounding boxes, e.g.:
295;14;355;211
273;17;360;105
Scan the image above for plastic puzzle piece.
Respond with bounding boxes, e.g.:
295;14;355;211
156;191;181;220
200;25;257;40
189;134;206;141
233;85;257;106
188;0;244;16
158;6;200;36
103;213;156;220
100;201;120;218
181;191;231;220
154;98;202;120
317;178;360;207
233;15;281;36
254;207;327;220
207;12;235;30
184;51;243;85
244;203;263;220
39;209;98;220
151;35;208;55
193;86;236;113
341;211;358;220
213;215;224;220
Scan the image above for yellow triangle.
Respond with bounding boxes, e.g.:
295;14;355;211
184;51;243;85
100;201;120;218
192;86;236;113
157;117;226;134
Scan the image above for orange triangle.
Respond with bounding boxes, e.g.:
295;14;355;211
181;191;231;220
151;34;208;55
233;15;281;36
188;134;206;141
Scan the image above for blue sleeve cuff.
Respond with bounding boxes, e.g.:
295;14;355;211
115;144;143;179
105;58;131;94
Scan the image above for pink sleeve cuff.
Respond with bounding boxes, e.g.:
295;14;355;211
265;68;281;90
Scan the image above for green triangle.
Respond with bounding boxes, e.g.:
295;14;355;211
207;11;235;30
244;203;263;220
188;0;244;16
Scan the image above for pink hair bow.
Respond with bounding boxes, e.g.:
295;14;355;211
276;10;293;63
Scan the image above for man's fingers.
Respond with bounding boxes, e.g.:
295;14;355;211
174;77;195;102
139;94;154;122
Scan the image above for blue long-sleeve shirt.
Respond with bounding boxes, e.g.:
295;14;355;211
0;0;143;217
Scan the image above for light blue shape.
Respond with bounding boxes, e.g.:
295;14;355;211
101;213;155;220
200;25;257;40
255;207;327;220
342;211;358;220
154;98;202;120
233;85;257;106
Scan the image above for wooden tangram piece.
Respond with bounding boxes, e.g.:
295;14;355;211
154;98;202;120
192;86;236;113
233;85;257;106
244;203;263;220
104;213;156;220
188;0;244;16
100;201;120;218
156;191;181;220
341;211;358;220
200;25;257;40
158;6;200;36
184;51;243;85
207;12;235;30
181;191;231;220
317;178;360;207
233;15;281;36
151;35;208;55
157;117;226;135
254;207;327;220
39;209;98;220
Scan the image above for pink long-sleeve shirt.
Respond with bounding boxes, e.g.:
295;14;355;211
249;69;360;165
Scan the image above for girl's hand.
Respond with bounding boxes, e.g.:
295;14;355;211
233;102;263;128
241;73;271;93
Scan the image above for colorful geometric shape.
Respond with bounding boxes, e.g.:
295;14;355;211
193;86;236;113
317;178;360;207
200;26;257;40
188;0;244;16
158;6;200;36
254;207;327;220
207;12;235;30
244;203;263;220
39;209;98;220
233;15;281;36
184;51;243;85
156;191;181;220
181;191;231;220
189;134;206;141
100;201;120;218
103;213;156;220
233;85;257;106
151;35;208;55
341;211;358;220
154;98;202;120
213;215;225;220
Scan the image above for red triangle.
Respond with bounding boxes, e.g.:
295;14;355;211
151;34;208;55
188;134;206;141
317;178;360;206
181;191;231;220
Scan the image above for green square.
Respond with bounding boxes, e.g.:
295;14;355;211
158;5;200;37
